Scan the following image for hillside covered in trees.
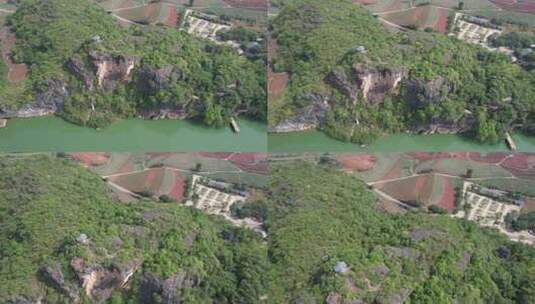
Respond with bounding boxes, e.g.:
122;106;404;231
268;0;535;144
1;155;534;303
265;161;535;303
0;154;268;303
0;0;266;128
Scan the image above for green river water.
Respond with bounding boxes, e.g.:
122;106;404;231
0;116;267;152
269;131;535;152
2;116;535;152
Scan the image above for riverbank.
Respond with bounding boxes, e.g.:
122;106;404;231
0;116;267;152
268;131;535;152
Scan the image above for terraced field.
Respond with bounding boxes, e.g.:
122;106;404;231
69;152;268;202
332;152;535;214
380;4;451;32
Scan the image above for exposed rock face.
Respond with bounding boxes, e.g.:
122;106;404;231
0;79;68;118
325;292;342;304
67;55;95;90
70;258;140;303
136;65;185;95
269;93;331;133
384;246;421;261
325;64;406;104
66;52;137;91
403;76;451;108
325;69;357;101
412;112;476;135
139;272;198;304
352;64;406;104
89;51;136;91
39;265;79;303
376;288;411;304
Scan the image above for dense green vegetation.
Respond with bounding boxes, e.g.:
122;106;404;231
0;155;267;303
506;211;535;232
1;155;535;303
269;0;535;144
265;161;535;303
492;32;535;51
0;0;265;128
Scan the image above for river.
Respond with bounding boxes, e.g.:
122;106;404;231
269;131;535;152
0;116;267;152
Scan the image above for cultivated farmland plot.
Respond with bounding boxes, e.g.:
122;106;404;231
321;152;535;216
69;152;268;203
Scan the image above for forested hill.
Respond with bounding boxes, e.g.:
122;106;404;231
265;161;535;303
269;0;535;144
0;0;266;128
1;155;534;303
0;154;268;303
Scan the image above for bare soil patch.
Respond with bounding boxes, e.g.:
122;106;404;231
490;0;535;14
71;153;110;167
337;154;377;172
437;177;456;213
164;4;179;27
168;170;185;201
1;27;28;83
229;153;268;174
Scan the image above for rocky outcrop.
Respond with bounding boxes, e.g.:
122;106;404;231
39;265;79;303
325;292;342;304
403;76;451;108
70;257;140;303
138;272;199;304
412;111;476;135
89;51;137;91
0;79;68;118
135;65;194;120
269;93;330;133
66;52;137;91
352;64;406;104
136;65;185;95
67;55;95;90
325;64;406;104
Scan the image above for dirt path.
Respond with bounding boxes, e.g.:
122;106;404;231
103;167;243;179
107;181;142;198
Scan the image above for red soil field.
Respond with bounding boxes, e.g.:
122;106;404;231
146;152;177;158
222;0;267;11
337;154;377;172
164;4;179;27
229;153;268;174
70;153;110;167
168;170;185;201
501;154;535;178
490;0;535;14
268;37;289;101
379;175;431;202
198;152;234;159
374;159;402;187
268;71;289;101
437;178;456;213
435;8;449;33
468;152;508;164
0;27;28;83
110;168;166;194
502;154;531;170
117;155;135;174
408;152;454;162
